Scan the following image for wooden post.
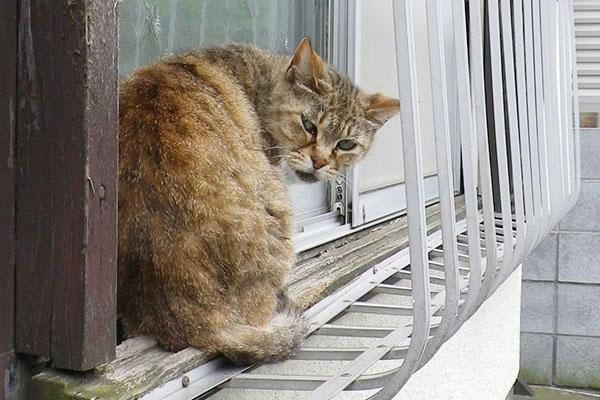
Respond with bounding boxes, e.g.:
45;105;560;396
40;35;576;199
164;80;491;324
16;0;118;371
0;0;18;396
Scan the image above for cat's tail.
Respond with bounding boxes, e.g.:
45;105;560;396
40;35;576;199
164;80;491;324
217;310;310;365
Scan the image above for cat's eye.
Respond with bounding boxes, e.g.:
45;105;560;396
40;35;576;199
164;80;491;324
301;114;317;137
337;139;357;151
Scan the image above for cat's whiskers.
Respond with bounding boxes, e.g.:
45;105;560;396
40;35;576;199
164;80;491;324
271;153;290;168
262;145;284;151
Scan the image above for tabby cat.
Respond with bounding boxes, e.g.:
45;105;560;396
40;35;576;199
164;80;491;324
118;38;399;365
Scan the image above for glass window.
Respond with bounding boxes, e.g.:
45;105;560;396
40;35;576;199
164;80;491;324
118;0;339;248
119;0;327;76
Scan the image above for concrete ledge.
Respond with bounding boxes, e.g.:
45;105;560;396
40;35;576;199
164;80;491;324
393;267;522;400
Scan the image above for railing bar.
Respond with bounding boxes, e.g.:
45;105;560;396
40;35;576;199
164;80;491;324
226;367;440;392
415;0;461;366
224;374;330;391
467;0;499;308
225;370;408;392
348;302;414;316
553;0;569;226
560;0;577;215
446;0;484;333
498;0;527;271
293;346;409;361
313;325;397;338
543;1;564;230
313;320;442;338
558;0;571;219
486;0;516;295
523;0;544;250
551;2;567;220
561;0;575;209
367;1;432;397
456;233;487;244
513;0;539;257
373;283;442;296
559;0;573;209
395;271;447;286
478;226;506;237
531;0;552;246
428;262;470;274
429;249;471;259
568;0;582;206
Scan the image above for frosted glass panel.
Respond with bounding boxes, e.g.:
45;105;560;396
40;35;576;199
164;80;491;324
357;0;458;193
119;0;326;77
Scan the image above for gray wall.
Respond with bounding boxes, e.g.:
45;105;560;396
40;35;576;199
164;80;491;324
520;128;600;389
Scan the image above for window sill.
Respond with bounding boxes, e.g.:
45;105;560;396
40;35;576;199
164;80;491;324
30;196;466;400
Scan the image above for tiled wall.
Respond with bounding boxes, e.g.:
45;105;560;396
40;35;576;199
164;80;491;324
520;128;600;389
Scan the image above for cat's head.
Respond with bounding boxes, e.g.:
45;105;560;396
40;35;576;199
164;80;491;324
265;37;400;183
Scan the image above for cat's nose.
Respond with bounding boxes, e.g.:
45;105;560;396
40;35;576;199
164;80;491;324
311;156;328;170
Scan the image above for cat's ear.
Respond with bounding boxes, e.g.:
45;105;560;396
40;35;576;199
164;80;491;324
286;37;331;94
362;92;400;126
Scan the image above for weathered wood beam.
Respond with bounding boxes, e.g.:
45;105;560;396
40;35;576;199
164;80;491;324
0;0;17;362
16;0;118;371
1;2;19;398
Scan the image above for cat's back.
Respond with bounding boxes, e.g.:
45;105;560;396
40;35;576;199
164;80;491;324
120;50;259;153
117;46;278;248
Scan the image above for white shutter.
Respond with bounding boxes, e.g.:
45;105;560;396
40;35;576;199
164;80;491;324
574;0;600;110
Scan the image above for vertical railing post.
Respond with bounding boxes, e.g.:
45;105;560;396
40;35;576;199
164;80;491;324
469;0;499;306
568;0;582;206
486;0;515;289
513;0;539;256
449;0;483;327
417;0;460;365
532;0;553;242
499;0;527;270
372;1;432;397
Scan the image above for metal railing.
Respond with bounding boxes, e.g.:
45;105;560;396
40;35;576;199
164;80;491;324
141;0;580;398
375;0;580;397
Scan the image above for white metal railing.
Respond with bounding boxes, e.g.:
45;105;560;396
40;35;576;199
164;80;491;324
142;0;580;398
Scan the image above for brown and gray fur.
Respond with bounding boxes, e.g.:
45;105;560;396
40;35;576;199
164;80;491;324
118;38;399;365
